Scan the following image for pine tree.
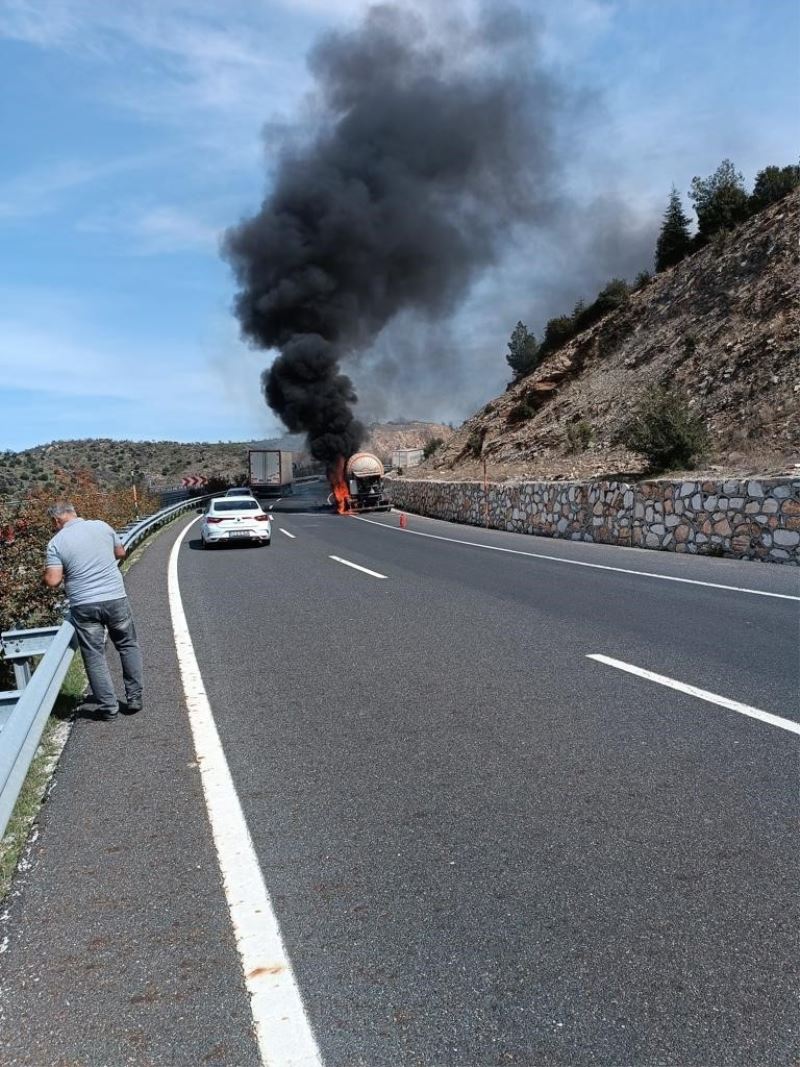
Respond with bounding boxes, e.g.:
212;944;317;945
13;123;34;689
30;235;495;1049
689;159;749;241
655;187;692;271
505;321;539;381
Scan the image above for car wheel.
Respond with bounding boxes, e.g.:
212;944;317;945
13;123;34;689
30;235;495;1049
262;538;271;546
202;538;213;550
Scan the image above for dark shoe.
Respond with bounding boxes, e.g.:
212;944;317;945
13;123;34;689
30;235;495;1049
99;707;119;721
124;700;143;714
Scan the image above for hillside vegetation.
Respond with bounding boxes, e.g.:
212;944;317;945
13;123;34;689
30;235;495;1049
423;189;799;482
0;472;160;667
0;422;452;498
0;439;249;497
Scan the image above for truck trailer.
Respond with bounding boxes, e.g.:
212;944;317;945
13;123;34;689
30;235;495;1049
248;449;293;496
344;452;391;512
390;447;424;470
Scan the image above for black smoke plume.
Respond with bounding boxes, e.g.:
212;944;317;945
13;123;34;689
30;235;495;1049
223;3;563;466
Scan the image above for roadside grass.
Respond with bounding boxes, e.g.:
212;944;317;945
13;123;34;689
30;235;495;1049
0;655;85;902
0;508;197;903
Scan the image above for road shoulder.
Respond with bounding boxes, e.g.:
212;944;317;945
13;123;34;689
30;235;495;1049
0;513;260;1066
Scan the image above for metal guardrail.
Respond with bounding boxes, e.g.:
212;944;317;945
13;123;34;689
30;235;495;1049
0;494;212;838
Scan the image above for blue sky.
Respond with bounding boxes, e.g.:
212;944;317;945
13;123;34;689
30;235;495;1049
1;0;797;450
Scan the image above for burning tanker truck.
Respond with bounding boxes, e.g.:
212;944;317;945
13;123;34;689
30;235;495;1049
329;452;391;514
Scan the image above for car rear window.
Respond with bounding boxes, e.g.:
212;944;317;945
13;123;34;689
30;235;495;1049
211;501;261;512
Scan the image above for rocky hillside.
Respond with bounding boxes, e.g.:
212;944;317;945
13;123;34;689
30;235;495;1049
426;190;799;482
365;421;452;457
0;421;453;496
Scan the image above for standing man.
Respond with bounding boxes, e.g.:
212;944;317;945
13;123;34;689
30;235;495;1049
43;503;143;720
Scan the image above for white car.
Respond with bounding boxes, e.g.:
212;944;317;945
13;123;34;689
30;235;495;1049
225;487;255;498
200;497;272;548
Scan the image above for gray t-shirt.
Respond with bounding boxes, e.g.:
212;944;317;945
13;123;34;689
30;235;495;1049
45;518;126;606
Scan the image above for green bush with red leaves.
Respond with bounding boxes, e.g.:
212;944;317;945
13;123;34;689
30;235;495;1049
0;471;158;688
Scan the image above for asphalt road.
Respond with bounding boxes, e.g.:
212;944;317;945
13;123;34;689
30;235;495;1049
1;484;797;1066
180;483;798;1066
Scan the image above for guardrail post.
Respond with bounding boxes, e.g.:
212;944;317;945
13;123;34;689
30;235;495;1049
13;661;32;691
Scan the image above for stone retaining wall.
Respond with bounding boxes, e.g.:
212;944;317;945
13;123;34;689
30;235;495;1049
385;476;800;564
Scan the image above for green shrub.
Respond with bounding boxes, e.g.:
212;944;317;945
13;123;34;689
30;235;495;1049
423;436;443;459
570;280;628;334
565;420;594;453
711;227;731;251
466;429;485;458
618;387;709;471
541;314;577;354
749;163;800;213
0;471;159;641
507;399;535;424
592;278;630;315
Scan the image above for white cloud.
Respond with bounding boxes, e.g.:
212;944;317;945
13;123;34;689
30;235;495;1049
135;206;221;253
277;0;368;14
0;1;314;132
533;0;617;63
76;203;223;255
0;284;279;446
0;155;159;222
0;0;81;47
0;283;182;403
0;314;172;402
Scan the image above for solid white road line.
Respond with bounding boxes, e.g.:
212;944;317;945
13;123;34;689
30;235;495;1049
329;554;387;579
168;519;323;1067
587;654;800;736
280;528;296;539
352;514;800;602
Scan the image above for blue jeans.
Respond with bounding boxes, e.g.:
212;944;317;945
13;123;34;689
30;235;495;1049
70;597;143;714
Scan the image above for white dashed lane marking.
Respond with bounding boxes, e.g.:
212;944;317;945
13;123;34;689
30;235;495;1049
329;555;387;579
587;654;800;736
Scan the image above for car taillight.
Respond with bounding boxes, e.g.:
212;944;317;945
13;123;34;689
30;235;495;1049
256;514;271;522
207;517;222;524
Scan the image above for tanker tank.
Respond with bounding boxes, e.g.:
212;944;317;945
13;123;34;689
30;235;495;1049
343;451;391;512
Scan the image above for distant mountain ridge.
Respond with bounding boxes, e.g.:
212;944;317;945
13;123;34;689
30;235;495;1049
0;421;453;495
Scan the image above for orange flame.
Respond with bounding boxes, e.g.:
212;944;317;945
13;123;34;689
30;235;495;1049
328;456;351;514
332;481;350;514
